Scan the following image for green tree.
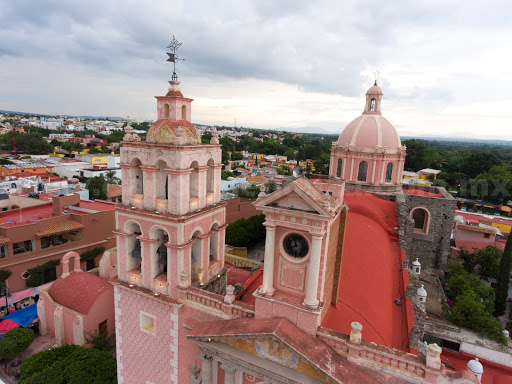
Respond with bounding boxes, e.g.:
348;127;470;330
475;246;502;279
495;233;512;316
104;170;119;185
100;145;112;153
221;171;235;180
0;328;35;365
402;139;431;171
231;152;244;161
313;153;331;175
266;181;277;194
472;165;512;204
225;222;249;247
462;151;501;179
0;133;54;154
85;331;115;354
19;344;117;384
86;177;108;200
88;146;101;154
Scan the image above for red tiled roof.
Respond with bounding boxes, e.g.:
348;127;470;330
49;271;112;315
106;184;122;198
188;317;390;384
456;211;512;226
322;191;410;352
457;224;496;234
226;266;252;286
36;220;84;237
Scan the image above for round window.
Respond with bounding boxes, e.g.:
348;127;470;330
283;234;309;259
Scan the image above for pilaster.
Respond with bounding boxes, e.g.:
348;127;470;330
119;163;136;206
138;235;157;289
140;166;158;211
303;233;324;308
167;169;192;215
261;224;276;294
197;166;209;209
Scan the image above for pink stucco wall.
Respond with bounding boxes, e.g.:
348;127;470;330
455;226;495;242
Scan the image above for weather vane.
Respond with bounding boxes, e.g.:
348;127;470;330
167;35;185;81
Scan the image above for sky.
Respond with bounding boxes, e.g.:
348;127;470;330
1;0;511;139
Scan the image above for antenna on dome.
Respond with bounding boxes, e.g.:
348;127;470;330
167;35;186;81
373;69;381;86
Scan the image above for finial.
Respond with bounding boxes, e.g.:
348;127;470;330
167;36;186;81
210;128;219;145
373;69;381;86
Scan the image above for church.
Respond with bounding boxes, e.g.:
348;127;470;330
108;66;490;383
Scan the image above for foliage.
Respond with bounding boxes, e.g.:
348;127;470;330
0;269;12;283
85;330;115;354
19;344;117;384
80;246;105;262
0;158;14;165
443;263;506;343
0;328;34;362
266;181;277;194
201;131;212;144
88;146;101;154
104;170;119;184
461;245;502;279
276;165;292;176
494;232;512;316
25;259;60;287
313;153;331;175
86;176;108;200
462;151;501;179
472;165;512;204
402;139;431;171
225;214;266;247
0;132;54;154
231;152;244;161
60;141;84;153
221;171;235;180
238;183;260;199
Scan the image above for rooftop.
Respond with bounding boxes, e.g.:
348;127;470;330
322;191;411;352
402;187;443;198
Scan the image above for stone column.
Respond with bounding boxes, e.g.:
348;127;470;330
303;234;324;308
349;157;355;181
371;158;377;185
167;169;191;215
176;240;194;289
212;164;223;204
198;166;208;209
380;158;386;184
349;322;362;344
119;163;135;206
217;224;227;267
261;225;276;294
113;231;130;281
138;236;157;289
140;166;158;211
199;353;213;384
37;297;47;335
220;363;236;384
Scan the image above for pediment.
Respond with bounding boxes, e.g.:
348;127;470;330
254;178;334;217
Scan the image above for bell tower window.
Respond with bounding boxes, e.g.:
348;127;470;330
370;98;376;112
164;104;169;118
182;105;187;120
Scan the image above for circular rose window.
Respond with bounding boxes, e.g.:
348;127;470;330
283;233;309;259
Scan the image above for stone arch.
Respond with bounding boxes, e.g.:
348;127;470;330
357;161;368;182
61;251;81;278
130;157;144;195
206;158;215;194
411;207;430;235
149;225;170;279
370;98;376;112
155;159;168;200
189;160;199;199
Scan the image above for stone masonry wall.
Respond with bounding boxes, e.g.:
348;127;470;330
397;187;456;273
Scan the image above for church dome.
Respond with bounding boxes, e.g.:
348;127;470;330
336;83;402;154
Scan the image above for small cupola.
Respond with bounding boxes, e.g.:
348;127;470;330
411;258;421;275
417;284;427;303
467;358;483;382
363;81;383;115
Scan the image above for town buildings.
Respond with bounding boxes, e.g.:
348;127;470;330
0;193;116;293
103;69;511;384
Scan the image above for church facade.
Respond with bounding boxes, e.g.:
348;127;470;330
110;73;480;384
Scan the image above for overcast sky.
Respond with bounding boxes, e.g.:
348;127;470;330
1;0;511;139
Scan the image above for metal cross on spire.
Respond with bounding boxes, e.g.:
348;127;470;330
167;35;186;81
373;69;381;86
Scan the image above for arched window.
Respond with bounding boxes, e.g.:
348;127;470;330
130;158;143;195
189;161;199;199
164;104;169;118
182;105;187;120
127;222;142;272
156;160;168;200
357;161;368;182
412;208;429;234
336;159;342;178
370;98;376;112
385;162;393;183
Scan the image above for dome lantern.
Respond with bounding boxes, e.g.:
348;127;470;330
467;358;483;381
412;258;421;275
417;284;427;303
